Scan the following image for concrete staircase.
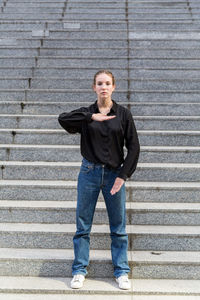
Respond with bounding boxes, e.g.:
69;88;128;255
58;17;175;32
0;0;200;298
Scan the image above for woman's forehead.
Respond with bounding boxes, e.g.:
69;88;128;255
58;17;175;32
95;73;112;82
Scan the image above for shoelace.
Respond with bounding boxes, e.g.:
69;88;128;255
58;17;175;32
119;276;129;282
73;275;83;282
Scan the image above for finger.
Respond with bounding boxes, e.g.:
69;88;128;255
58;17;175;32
110;183;122;195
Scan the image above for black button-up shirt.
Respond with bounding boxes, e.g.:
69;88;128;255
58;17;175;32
58;100;140;180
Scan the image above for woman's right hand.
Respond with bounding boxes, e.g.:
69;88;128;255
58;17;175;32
91;113;116;122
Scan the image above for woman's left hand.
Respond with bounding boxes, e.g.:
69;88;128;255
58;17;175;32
110;177;125;195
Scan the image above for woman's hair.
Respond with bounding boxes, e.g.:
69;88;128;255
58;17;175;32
93;70;115;86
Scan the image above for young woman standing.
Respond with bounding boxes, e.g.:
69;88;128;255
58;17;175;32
58;70;140;290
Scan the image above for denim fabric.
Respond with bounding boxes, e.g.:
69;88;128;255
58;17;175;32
72;157;130;278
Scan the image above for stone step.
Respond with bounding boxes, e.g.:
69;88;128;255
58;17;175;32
37;48;200;58
130;79;200;90
1;222;200;251
48;30;128;39
0;49;38;56
132;69;200;79
129;31;200;40
37;57;128;68
43;38;128;47
39;48;128;57
0;14;61;20
1;114;200;130
4;8;63;13
68;7;200;13
41;38;200;49
0;79;28;89
3;77;200;92
0;68;33;77
1;145;200;163
29;77;200;91
1;200;200;226
9;0;65;2
33;67;128;77
130;49;200;58
0;180;199;202
0;248;200;279
2;89;200;102
63;14;126;20
26;57;200;69
0;39;40;47
0;57;35;67
31;78;128;89
32;67;200;80
130;59;200;69
129;23;200;30
5;101;200;117
0;277;199;299
85;7;187;13
1;129;200;146
1;161;200;182
0;31;45;38
6;2;65;7
62;13;196;20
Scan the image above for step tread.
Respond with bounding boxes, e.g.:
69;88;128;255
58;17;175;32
1;161;200;168
0;180;200;189
1;200;200;211
1;114;200;120
0;277;199;296
1;129;200;134
1;248;200;263
1;144;200;152
0;276;199;296
0;223;200;235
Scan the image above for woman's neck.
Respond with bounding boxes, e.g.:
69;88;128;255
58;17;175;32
97;97;113;108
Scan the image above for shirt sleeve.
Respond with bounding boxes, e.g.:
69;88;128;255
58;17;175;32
118;109;140;181
58;107;93;134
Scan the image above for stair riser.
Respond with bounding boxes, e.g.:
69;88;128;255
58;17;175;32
0;231;200;251
31;79;128;89
37;48;200;58
0;258;199;279
1;132;200;146
2;91;200;103
0;58;34;68
1;208;200;225
37;58;128;68
0;185;199;203
43;39;128;48
4;8;63;13
2;148;200;163
0;15;60;20
0;49;37;56
1;165;200;181
2;117;200;130
34;68;128;78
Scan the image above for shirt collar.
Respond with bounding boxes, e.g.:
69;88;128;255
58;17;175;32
94;100;117;113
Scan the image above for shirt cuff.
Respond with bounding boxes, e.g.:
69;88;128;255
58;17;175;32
85;113;93;122
118;173;127;181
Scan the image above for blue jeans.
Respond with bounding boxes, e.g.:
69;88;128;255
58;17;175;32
72;157;130;278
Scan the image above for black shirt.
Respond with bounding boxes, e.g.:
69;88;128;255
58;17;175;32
58;100;140;181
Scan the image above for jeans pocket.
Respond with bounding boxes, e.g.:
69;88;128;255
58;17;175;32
80;163;94;174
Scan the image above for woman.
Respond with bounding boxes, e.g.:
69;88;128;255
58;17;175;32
58;70;140;290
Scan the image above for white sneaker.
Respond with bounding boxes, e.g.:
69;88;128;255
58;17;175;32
116;275;131;290
70;274;85;289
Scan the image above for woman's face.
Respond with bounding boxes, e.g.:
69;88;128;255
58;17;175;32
93;73;115;100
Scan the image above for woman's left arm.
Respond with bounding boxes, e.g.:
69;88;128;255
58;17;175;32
110;109;140;195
